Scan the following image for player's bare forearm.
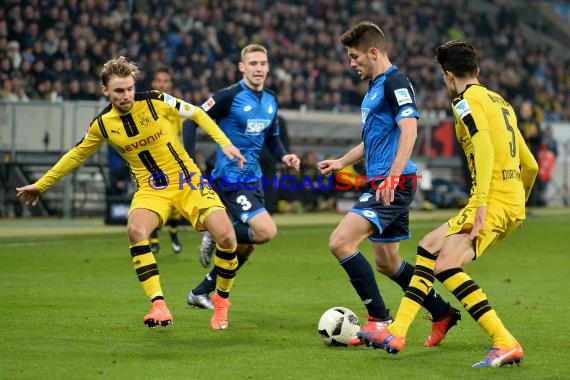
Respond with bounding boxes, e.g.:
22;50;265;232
318;143;364;176
340;142;365;167
390;118;417;177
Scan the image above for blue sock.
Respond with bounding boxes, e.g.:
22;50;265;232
340;251;389;319
193;254;249;294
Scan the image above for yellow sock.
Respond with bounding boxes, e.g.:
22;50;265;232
213;244;238;295
389;247;436;337
130;240;162;300
437;268;517;347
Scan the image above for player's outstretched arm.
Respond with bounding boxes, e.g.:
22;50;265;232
282;154;301;171
317;142;364;176
16;184;41;206
188;105;232;145
221;144;246;169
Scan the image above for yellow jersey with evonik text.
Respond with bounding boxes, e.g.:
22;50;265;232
35;91;230;192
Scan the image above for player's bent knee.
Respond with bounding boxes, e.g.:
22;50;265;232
374;261;393;275
254;226;277;243
433;261;450;276
328;235;353;259
215;231;238;252
127;224;149;244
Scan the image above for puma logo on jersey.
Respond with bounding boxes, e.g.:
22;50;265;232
124;130;164;152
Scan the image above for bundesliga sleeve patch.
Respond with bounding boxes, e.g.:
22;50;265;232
201;97;216;111
394;88;413;106
162;93;177;107
454;99;472;119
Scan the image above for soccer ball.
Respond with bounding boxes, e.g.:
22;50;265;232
317;307;361;346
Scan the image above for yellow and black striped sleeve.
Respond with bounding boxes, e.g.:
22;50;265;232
35;120;105;192
147;90;232;148
188;106;231;147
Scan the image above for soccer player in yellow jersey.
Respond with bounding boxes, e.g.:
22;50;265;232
16;56;246;330
147;66;191;254
359;41;539;368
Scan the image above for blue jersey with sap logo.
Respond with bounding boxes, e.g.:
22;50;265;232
361;66;419;179
201;80;280;182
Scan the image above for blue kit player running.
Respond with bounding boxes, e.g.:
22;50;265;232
188;44;300;309
318;21;460;346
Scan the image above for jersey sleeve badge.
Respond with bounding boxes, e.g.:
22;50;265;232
394;88;413;106
201;97;216;111
162;93;177;107
453;99;472;119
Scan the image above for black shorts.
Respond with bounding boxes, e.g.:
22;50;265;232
350;174;416;243
214;180;267;223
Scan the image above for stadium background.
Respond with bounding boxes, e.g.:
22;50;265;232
1;0;569;218
2;2;570;379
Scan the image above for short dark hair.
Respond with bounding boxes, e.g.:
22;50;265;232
435;40;478;78
340;21;388;52
154;66;172;77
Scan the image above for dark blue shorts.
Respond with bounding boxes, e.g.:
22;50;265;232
214;180;266;224
350;174;416;243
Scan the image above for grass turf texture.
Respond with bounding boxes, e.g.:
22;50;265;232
1;209;569;379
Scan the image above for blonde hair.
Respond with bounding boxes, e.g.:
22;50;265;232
100;56;140;85
241;44;267;61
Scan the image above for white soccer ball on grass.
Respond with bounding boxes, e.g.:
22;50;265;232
317;306;361;346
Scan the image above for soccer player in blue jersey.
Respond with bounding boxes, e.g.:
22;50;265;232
187;44;300;310
317;21;460;346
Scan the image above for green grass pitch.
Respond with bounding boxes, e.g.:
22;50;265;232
1;209;569;379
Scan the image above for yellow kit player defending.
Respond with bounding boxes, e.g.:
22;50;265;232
358;41;538;368
16;56;246;330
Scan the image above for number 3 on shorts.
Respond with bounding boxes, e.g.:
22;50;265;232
236;195;252;211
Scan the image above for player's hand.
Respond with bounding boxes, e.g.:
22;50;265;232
375;183;395;205
16;184;41;206
222;144;246;169
469;206;487;240
282;154;301;171
317;159;342;176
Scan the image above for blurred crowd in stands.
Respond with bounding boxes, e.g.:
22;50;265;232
1;0;570;122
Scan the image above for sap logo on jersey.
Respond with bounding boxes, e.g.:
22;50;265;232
245;119;270;135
